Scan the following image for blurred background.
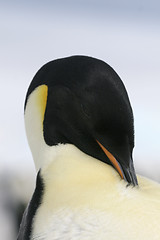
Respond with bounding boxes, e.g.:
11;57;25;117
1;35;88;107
0;0;160;239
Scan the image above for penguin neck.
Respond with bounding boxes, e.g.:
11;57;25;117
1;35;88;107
39;144;119;189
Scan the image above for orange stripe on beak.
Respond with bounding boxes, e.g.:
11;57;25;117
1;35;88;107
96;140;124;179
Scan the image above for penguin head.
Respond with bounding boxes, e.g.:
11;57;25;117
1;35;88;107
24;56;138;186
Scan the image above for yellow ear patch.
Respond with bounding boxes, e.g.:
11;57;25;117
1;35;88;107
35;85;48;124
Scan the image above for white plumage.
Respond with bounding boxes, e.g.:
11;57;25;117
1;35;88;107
31;144;160;240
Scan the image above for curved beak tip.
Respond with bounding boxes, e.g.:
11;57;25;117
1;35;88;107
96;140;138;186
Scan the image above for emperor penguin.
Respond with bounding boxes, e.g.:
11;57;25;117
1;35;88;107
18;56;160;240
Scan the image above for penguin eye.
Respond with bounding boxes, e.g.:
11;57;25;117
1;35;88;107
80;104;91;119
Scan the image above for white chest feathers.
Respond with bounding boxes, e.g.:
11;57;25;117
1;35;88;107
31;206;160;240
30;145;160;240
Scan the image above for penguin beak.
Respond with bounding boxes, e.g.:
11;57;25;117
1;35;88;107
96;140;138;186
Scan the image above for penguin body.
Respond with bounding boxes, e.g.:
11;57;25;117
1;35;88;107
18;56;160;239
31;145;160;240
